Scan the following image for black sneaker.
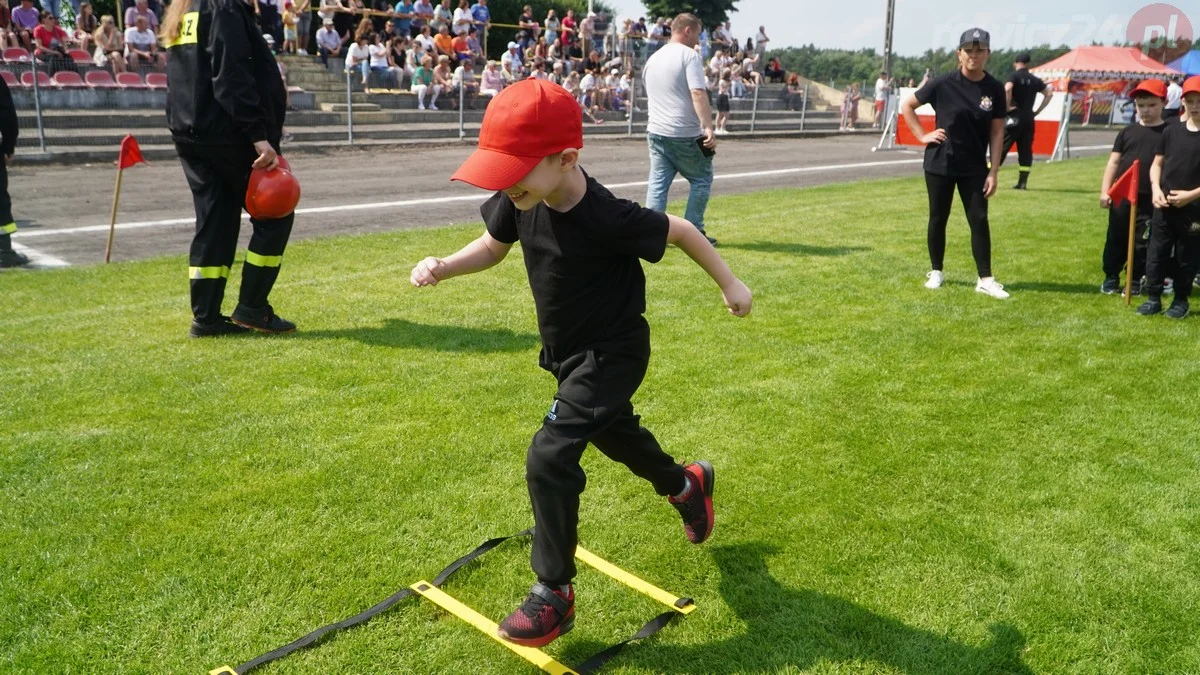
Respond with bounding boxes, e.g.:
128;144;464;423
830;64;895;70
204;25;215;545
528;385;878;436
1128;279;1143;296
496;583;574;648
669;460;714;544
0;249;30;268
1012;183;1027;190
1136;299;1163;316
1100;277;1120;294
231;304;297;333
1165;302;1189;319
704;235;719;246
190;315;253;338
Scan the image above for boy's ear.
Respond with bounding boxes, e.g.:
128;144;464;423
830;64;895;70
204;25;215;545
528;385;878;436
559;148;580;171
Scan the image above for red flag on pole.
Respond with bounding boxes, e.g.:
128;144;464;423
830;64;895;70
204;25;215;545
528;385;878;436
118;134;145;170
1107;160;1139;207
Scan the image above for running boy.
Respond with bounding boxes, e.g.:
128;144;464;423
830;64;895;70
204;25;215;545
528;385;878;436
410;78;752;647
1098;79;1168;295
1140;75;1200;318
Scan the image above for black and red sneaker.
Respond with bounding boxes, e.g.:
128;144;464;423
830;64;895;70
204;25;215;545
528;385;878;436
669;461;715;544
496;582;574;648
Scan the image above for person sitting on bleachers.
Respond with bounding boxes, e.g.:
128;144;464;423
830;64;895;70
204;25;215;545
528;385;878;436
479;59;501;97
124;0;157;32
344;31;371;86
764;56;783;83
430;0;450;34
92;15;125;72
450;25;470;64
315;18;345;66
451;57;477;105
388;34;410;83
73;2;96;52
432;53;452;104
498;56;516;86
33;11;73;69
432;22;452;58
499;40;521;78
352;17;372;43
366;32;395;91
0;0;13;50
11;0;38;50
411;53;439;108
124;14;163;70
466;24;483;65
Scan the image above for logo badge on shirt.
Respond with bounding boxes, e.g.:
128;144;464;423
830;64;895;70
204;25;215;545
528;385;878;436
980;95;993;112
546;399;559;421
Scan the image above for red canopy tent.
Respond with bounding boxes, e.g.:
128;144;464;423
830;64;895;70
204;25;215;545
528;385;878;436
1030;46;1181;123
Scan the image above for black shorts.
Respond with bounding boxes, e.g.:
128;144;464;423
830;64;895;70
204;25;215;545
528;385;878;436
716;93;730;113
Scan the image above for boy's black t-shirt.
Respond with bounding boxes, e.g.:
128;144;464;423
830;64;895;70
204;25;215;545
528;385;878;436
482;170;670;361
1157;121;1200;196
1113;122;1166;196
914;70;1007;176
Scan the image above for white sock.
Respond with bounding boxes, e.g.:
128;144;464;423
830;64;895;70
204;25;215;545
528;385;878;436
558;584;571;594
672;476;692;500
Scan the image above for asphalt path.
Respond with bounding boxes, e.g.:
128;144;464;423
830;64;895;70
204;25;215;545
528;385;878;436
9;129;1119;267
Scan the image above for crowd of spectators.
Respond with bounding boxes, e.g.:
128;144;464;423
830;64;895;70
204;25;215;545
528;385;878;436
0;0;169;75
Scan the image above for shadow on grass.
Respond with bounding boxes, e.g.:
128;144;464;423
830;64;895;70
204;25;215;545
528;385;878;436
1004;281;1101;295
721;241;871;257
297;318;538;352
560;543;1032;674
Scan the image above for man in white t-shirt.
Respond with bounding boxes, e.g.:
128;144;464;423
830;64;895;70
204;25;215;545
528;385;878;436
1165;77;1183;120
872;71;890;128
642;12;717;245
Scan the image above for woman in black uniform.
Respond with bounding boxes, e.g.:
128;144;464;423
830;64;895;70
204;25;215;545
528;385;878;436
900;28;1009;299
162;0;297;337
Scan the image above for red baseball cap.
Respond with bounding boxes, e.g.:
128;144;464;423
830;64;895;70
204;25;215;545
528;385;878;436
1130;79;1167;99
1184;75;1200;96
450;79;583;190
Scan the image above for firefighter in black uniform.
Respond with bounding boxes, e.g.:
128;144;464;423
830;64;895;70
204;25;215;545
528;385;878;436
0;74;27;269
163;0;297;337
999;53;1052;190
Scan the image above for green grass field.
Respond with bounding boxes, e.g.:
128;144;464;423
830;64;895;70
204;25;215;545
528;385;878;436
4;156;1200;674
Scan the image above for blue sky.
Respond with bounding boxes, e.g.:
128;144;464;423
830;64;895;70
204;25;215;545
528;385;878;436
601;0;1196;55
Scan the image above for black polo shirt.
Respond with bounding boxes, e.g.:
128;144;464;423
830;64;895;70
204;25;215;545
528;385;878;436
482;170;669;362
1112;122;1166;196
1157;121;1200;197
1007;68;1047;118
914;70;1007;177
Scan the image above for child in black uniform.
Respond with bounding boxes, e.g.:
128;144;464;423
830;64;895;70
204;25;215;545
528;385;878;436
1098;79;1168;295
410;78;753;648
1140;76;1200;319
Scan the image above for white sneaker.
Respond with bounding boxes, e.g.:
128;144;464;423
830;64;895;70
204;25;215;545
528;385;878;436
976;277;1010;299
924;270;943;289
418;104;425;110
430;103;438;110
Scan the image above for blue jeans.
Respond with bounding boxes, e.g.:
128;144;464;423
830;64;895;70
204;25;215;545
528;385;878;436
645;133;713;234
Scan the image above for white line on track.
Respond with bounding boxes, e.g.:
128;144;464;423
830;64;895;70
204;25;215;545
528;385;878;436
8;242;70;268
13;158;927;239
12;149;1113;241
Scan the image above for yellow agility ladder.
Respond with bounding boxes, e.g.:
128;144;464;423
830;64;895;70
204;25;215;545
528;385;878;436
209;529;695;675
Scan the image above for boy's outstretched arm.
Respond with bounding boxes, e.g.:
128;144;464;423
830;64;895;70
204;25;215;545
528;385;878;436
411;230;513;287
666;214;752;317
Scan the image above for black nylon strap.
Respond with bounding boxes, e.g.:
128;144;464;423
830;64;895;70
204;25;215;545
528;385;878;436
573;610;681;675
232;529;533;674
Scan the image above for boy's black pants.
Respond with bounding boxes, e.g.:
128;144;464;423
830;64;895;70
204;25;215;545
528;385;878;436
1102;195;1151;280
528;332;687;586
1145;206;1200;302
925;171;992;277
176;142;294;323
0;160;14;251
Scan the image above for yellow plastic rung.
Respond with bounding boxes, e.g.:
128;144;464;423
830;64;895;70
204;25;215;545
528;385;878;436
574;546;696;615
410;581;579;675
209;667;238;675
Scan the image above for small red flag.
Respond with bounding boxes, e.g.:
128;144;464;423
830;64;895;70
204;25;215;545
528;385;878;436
1107;159;1139;207
118;134;145;170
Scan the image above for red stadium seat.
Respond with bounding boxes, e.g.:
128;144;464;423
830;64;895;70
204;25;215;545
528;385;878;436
2;47;31;63
115;71;147;89
52;71;86;87
0;71;16;88
85;70;119;88
68;49;92;64
19;71;52;88
144;72;167;89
